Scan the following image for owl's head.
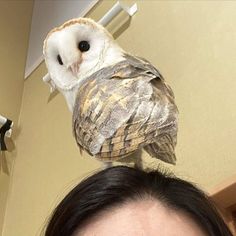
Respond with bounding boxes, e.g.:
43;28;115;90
43;18;124;111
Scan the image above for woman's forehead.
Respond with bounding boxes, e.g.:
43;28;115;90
75;199;207;236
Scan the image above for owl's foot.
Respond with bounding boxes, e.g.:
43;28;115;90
102;162;113;169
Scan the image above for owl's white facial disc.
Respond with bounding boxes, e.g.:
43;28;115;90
44;21;108;90
43;18;124;111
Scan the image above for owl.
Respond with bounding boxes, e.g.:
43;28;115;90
43;18;178;166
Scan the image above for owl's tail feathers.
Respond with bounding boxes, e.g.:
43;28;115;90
144;141;176;165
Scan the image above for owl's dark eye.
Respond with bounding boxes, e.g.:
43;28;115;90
57;55;63;65
78;41;90;52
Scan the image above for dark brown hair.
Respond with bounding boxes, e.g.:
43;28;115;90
45;166;232;236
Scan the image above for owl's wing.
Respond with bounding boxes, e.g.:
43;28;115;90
73;54;178;163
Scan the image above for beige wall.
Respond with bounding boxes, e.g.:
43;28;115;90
0;1;33;234
3;1;236;235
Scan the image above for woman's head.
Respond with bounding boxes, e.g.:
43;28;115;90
45;166;232;236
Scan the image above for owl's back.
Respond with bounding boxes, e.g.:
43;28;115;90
73;54;178;164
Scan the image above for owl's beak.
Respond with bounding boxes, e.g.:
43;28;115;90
68;61;81;76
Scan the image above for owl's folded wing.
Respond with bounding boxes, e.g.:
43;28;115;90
72;55;178;161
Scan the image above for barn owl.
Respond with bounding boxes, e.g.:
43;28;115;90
43;18;178;166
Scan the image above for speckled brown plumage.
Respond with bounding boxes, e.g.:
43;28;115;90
72;54;178;164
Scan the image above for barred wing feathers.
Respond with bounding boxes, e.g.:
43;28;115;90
73;54;178;164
